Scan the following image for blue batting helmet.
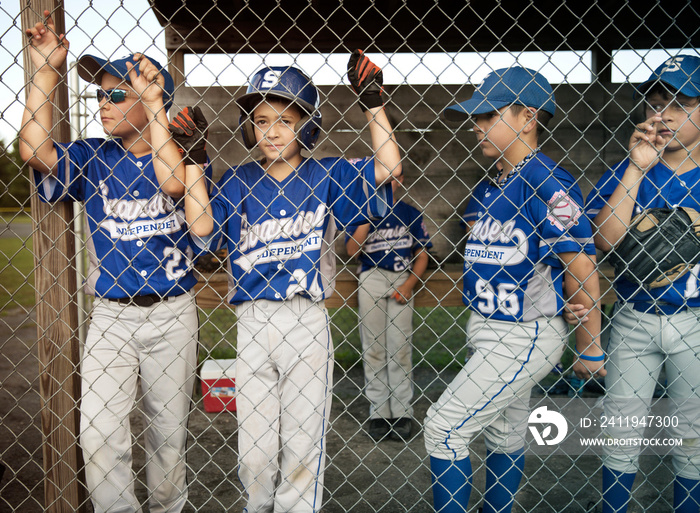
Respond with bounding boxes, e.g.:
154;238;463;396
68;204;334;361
236;66;323;150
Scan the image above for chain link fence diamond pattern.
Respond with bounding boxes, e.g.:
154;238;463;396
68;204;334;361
1;1;700;512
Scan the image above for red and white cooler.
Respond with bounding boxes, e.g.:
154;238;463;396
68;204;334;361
200;359;237;413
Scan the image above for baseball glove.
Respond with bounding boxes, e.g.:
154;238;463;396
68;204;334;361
169;106;209;165
609;207;700;289
347;49;384;111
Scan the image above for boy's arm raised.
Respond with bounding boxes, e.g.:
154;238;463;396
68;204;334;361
366;106;402;185
347;50;402;185
169;107;214;237
560;251;607;379
127;54;186;198
19;11;69;175
593;115;664;251
184;164;214;237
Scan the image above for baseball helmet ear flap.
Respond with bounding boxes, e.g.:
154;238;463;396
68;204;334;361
239;113;257;150
295;110;322;150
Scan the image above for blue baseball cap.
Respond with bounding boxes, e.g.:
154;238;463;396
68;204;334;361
636;55;700;98
444;66;556;121
77;54;174;111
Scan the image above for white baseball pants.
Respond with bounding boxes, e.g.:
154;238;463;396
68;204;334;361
235;296;333;513
603;302;700;480
357;268;414;419
424;312;567;460
80;292;198;513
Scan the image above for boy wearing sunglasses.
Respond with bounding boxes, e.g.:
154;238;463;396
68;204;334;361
21;12;198;513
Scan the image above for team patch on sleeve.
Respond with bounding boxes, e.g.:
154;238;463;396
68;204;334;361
546;190;582;231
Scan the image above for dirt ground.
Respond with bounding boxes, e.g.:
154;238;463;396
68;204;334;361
0;306;677;513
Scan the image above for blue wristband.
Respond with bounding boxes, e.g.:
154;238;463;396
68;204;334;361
576;349;605;362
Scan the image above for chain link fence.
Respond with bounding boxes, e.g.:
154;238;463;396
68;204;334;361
2;0;700;511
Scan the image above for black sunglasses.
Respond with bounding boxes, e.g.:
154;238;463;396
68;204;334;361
96;88;132;103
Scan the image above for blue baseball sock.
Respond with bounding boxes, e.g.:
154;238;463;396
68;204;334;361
483;448;524;513
602;466;636;513
674;476;700;513
430;456;472;513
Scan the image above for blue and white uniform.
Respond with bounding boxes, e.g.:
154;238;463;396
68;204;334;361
587;160;700;308
461;152;595;322
193;156;390;513
34;138;200;513
202;157;388;304
586;160;700;483
353;201;432;274
35;139;197;297
348;200;432;421
424;151;595;460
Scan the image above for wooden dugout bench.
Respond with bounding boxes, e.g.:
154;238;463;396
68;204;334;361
193;264;618;310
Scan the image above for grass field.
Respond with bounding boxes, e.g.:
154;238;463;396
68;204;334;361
0;236;35;313
198;304;580;377
197;306;473;370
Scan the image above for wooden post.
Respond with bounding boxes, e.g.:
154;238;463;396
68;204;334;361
20;1;87;511
168;48;185;88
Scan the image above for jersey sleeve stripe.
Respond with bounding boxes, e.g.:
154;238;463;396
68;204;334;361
356;161;392;220
33;170;62;202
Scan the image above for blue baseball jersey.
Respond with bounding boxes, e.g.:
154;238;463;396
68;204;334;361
33;138;199;298
194;157;391;304
586;159;700;307
347;200;432;273
462;153;595;322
